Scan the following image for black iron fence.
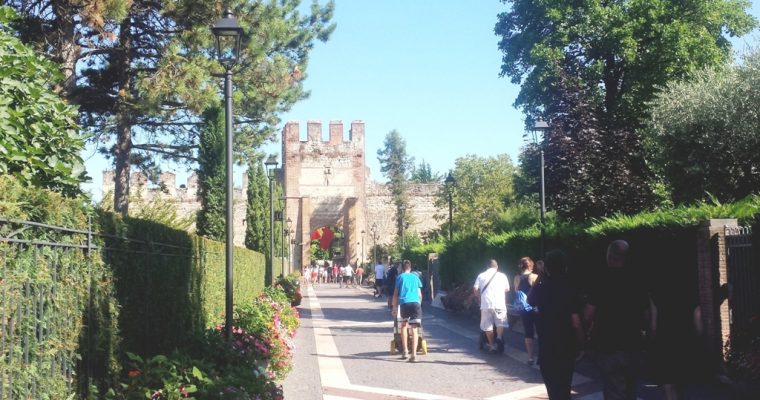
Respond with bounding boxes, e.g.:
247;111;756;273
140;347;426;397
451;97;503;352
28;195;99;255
0;217;194;399
724;225;759;331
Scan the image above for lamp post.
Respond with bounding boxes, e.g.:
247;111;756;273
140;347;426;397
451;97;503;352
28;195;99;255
286;217;293;275
212;8;243;340
361;229;365;267
265;154;278;285
532;120;550;257
370;223;378;266
289;227;295;273
445;172;455;242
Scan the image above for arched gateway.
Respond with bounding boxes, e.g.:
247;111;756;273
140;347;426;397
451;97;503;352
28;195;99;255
282;121;367;272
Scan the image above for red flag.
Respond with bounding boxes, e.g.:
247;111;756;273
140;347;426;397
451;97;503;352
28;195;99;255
310;227;323;241
319;226;334;249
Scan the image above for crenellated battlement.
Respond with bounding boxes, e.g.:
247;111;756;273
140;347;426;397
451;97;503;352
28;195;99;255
283;120;364;146
101;170;244;202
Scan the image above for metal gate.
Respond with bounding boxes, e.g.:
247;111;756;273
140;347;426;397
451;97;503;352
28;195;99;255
724;226;759;331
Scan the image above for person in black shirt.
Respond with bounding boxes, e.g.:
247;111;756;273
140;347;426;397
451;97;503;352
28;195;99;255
385;260;399;310
528;249;585;400
583;240;650;400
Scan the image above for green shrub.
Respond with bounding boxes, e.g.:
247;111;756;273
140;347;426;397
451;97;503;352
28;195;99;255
96;211;266;357
113;286;298;400
0;176;120;399
437;196;760;291
275;273;302;306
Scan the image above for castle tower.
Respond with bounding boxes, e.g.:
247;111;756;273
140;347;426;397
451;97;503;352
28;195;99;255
282;120;366;272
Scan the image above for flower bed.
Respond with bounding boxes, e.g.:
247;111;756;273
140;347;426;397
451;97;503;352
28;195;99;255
110;286;299;399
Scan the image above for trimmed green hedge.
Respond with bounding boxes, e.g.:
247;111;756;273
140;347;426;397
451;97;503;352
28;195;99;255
408;195;760;291
0;176;120;399
97;211;265;357
0;176;267;398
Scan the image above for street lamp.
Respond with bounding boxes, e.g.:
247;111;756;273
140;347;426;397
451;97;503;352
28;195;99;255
265;154;278;285
370;223;378;266
532;120;550;257
286;217;293;275
361;229;365;267
212;8;243;340
444;172;455;242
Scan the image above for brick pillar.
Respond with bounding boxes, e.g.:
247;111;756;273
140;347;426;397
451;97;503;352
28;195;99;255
697;219;737;367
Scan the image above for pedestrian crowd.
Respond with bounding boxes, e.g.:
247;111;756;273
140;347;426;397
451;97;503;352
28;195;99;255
471;240;707;400
301;259;367;287
298;239;708;400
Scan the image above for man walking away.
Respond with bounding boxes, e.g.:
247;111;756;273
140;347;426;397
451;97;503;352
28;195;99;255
374;258;386;298
343;263;353;288
392;260;423;362
473;259;510;353
584;240;650;400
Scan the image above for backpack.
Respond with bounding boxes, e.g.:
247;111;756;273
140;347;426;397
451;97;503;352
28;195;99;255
512;290;533;314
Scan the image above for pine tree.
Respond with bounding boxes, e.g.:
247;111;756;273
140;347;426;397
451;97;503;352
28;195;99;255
7;0;335;215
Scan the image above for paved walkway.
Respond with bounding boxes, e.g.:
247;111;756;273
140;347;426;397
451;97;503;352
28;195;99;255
282;283;744;400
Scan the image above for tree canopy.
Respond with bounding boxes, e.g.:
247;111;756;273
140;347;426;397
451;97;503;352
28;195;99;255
443;154;516;236
411;159;440;183
496;0;756;218
646;49;760;204
495;0;757;126
0;7;84;196
5;0;335;214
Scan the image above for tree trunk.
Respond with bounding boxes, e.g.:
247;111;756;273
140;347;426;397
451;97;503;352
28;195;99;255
51;0;79;100
113;14;133;215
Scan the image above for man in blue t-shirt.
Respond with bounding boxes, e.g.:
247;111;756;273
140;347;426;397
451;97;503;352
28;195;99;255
392;260;423;362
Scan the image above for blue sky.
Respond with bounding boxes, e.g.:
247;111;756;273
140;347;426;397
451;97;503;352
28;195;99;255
82;0;760;201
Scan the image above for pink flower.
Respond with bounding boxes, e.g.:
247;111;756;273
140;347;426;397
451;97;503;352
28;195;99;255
128;369;141;377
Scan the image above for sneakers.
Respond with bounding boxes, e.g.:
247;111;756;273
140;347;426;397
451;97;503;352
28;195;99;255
527;357;535;365
495;337;504;353
408;355;417;363
400;352;409;360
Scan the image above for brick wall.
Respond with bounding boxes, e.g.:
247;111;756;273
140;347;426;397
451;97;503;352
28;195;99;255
696;219;736;366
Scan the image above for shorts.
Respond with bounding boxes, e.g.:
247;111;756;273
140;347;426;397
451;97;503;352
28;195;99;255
400;302;422;325
480;308;508;331
310;272;317;280
343;276;351;283
522;311;536;338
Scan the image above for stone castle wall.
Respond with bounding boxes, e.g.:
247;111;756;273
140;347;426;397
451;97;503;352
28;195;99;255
102;120;445;266
101;173;443;249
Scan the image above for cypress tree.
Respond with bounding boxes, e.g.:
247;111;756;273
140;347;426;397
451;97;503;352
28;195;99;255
196;106;226;240
245;161;268;252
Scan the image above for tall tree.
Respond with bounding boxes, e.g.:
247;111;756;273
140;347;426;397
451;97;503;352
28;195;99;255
6;0;335;215
646;49;760;203
377;130;414;240
496;0;756;216
411;159;440;183
0;7;84;196
245;160;267;253
496;0;756;126
196;106;225;240
439;154;516;236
